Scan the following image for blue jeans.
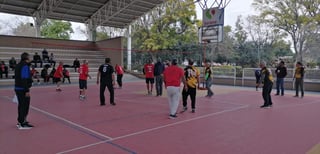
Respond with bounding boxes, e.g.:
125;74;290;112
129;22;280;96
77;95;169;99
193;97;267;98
206;78;214;96
276;78;284;95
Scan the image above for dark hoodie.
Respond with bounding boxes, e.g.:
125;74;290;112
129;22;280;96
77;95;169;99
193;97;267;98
14;61;32;92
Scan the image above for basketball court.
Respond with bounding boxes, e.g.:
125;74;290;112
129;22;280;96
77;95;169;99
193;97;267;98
1;75;320;154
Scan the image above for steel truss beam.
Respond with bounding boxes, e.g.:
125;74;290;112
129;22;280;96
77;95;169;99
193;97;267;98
197;0;231;10
33;0;64;23
86;0;139;28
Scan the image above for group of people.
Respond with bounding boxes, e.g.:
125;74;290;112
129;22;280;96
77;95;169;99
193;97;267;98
142;58;214;119
256;61;305;108
0;57;18;79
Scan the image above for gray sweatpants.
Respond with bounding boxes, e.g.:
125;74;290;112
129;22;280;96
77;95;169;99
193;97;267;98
166;86;180;115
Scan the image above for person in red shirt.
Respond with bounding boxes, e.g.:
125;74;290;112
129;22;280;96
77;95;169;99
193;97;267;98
143;59;155;95
78;60;91;100
53;61;63;91
163;59;187;119
115;64;124;88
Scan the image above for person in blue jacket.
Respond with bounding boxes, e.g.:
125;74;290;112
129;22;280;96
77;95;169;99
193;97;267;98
15;52;34;129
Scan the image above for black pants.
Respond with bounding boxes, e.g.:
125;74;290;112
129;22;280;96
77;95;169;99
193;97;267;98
63;76;71;83
117;74;123;87
182;86;197;109
155;75;163;96
262;83;273;106
100;82;114;105
15;90;30;124
295;78;304;97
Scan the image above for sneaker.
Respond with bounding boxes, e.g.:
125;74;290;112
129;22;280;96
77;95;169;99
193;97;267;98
110;102;116;106
275;94;279;96
260;105;268;108
169;114;177;119
192;109;195;113
56;89;62;92
17;123;32;130
23;122;34;127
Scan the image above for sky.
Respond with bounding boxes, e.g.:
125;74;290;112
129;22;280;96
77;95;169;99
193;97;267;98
0;0;255;40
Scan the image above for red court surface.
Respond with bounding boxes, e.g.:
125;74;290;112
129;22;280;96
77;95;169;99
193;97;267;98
1;81;320;154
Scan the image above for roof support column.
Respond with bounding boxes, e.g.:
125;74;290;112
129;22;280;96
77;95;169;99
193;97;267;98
34;18;43;37
87;19;97;42
127;25;132;71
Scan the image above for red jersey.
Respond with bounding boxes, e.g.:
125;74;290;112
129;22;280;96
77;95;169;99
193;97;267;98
144;63;154;78
163;65;184;87
54;65;63;78
79;64;89;80
115;65;124;75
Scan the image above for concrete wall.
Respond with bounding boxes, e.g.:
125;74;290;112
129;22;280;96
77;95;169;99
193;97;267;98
95;37;123;67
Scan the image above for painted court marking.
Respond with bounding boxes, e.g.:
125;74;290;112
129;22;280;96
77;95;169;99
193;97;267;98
56;104;249;154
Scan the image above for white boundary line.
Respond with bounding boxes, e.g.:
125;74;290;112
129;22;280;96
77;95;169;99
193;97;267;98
31;106;113;140
56;104;248;154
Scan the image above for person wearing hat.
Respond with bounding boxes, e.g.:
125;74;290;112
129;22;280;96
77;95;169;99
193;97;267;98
258;61;274;108
163;59;187;119
182;59;200;113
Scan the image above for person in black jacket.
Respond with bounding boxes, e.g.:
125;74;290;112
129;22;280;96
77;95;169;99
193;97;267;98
275;61;287;96
14;52;34;129
154;58;165;96
258;61;274;108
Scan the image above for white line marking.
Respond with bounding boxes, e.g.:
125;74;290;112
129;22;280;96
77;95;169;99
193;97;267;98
56;105;248;154
30;106;113;140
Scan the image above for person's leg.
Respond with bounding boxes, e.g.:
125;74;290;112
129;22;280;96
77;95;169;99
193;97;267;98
280;78;284;95
117;74;121;87
190;87;197;112
295;79;299;96
262;85;268;107
68;77;71;83
119;74;123;87
267;83;273;106
155;76;160;95
300;79;304;97
166;87;174;115
171;87;180;115
182;87;188;110
100;83;107;105
276;78;280;95
107;83;115;104
159;76;163;96
150;78;154;94
16;91;30;124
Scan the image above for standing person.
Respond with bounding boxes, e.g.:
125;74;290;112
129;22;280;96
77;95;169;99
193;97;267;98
294;62;305;98
62;67;71;84
79;60;91;100
14;52;34;129
182;59;200;113
163;59;187;119
97;58;115;106
73;58;80;72
53;62;63;91
143;59;155;95
154;58;165;96
254;69;261;91
42;48;49;62
9;57;17;71
204;63;214;97
275;61;287;96
115;64;124;88
258;61;274;108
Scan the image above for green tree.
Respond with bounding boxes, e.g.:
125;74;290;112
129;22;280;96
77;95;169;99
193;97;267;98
253;0;319;62
41;19;73;39
131;0;199;54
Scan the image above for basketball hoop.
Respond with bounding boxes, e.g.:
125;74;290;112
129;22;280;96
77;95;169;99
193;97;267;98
196;0;231;10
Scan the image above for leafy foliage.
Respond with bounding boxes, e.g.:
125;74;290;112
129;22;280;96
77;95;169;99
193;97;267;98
41;19;73;39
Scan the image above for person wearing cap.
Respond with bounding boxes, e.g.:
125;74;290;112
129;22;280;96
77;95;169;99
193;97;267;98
14;52;34;129
258;61;274;108
163;59;187;119
275;61;287;96
294;62;305;98
182;59;200;113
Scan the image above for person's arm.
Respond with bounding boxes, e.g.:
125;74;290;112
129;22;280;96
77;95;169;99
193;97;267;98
112;73;115;85
96;70;100;84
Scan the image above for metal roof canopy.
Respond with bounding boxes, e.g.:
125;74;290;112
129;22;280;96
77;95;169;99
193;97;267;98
0;0;165;28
